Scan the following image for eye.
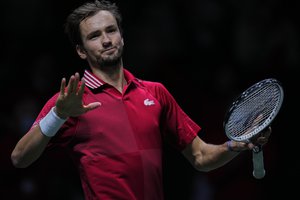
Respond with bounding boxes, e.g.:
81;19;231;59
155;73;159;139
89;34;99;40
106;26;117;34
87;31;101;40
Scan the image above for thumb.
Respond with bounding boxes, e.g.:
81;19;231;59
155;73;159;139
85;102;101;111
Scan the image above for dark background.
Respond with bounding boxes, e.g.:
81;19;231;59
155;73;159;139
1;0;298;199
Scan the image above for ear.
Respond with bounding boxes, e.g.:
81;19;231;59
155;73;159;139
76;45;87;60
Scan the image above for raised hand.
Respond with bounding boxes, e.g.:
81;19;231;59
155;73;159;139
55;72;101;118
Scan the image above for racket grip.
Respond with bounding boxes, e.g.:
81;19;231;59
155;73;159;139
252;147;265;179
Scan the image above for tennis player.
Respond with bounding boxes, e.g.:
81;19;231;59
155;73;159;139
11;1;271;199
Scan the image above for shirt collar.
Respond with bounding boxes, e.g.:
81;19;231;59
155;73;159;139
83;68;139;90
83;70;104;89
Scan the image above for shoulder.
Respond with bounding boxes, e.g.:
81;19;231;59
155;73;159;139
136;79;174;102
137;79;168;92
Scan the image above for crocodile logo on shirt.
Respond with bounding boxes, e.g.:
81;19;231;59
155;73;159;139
144;98;155;106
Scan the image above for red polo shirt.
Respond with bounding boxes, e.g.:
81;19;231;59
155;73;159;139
32;68;201;200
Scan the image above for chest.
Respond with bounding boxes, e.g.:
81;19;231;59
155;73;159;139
72;87;163;156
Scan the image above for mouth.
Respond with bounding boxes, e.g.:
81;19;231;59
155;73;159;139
102;47;116;54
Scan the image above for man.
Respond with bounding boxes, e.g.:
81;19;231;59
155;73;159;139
11;1;271;199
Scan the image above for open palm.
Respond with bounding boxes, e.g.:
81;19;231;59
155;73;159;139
55;72;101;118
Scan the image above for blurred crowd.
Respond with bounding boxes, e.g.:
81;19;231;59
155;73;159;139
1;0;298;199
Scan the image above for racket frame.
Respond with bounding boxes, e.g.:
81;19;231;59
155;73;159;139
224;78;284;142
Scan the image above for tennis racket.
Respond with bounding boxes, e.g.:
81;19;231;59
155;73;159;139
223;78;284;179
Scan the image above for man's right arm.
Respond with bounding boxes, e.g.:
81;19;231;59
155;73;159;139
11;73;101;168
11;125;51;168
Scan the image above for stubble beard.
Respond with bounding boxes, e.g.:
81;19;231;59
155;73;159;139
97;45;123;70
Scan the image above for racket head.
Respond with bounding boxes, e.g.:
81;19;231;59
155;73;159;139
224;78;284;142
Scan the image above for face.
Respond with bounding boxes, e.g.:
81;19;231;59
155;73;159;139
76;10;124;68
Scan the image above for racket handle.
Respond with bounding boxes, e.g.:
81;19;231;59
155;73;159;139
252;147;265;179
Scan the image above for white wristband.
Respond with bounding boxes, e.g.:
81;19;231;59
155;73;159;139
39;107;67;137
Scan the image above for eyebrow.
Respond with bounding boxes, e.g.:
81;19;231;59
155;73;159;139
86;24;117;38
86;30;101;39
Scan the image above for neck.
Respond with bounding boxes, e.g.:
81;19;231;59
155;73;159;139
91;64;126;93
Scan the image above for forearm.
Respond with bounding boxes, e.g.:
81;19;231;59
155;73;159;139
11;125;51;168
182;136;240;172
193;142;240;172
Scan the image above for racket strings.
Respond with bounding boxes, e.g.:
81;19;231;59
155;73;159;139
226;84;282;141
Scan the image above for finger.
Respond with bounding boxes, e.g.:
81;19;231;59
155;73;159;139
247;142;255;150
83;102;101;112
75;72;80;80
256;129;271;145
77;78;85;97
67;75;75;94
257;137;268;145
60;77;66;96
261;126;272;137
73;72;80;92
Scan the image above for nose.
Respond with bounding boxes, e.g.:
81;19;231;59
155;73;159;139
102;33;112;47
